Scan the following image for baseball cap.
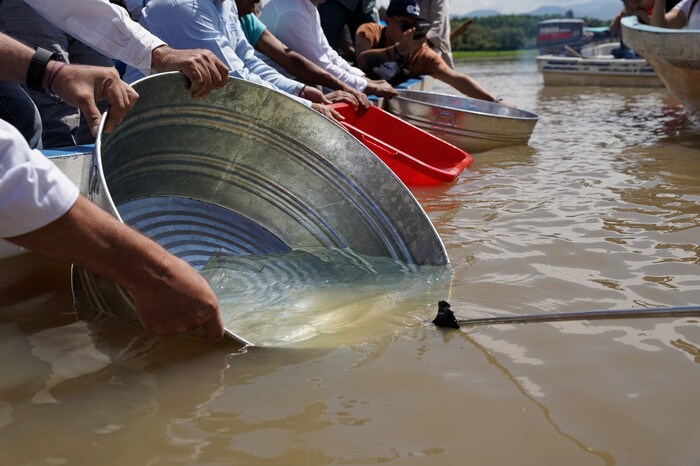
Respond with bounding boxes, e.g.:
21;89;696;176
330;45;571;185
386;0;428;21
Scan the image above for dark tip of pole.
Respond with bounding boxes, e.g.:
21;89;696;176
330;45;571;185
432;300;460;329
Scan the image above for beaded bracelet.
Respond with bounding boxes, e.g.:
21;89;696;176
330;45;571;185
47;62;69;94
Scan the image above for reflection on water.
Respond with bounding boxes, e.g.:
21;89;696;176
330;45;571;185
1;59;699;465
200;248;453;346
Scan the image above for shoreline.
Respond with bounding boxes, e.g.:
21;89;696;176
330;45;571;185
452;49;539;61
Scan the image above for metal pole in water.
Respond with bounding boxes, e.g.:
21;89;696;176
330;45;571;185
432;301;700;329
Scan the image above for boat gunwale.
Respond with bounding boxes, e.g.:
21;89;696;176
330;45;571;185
393;89;540;122
621;15;700;62
535;54;652;67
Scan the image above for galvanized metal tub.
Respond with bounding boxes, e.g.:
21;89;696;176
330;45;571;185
72;72;448;344
385;90;540;153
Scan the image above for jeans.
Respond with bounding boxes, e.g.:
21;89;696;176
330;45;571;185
0;82;43;149
0;0;113;148
611;41;638;60
317;0;376;50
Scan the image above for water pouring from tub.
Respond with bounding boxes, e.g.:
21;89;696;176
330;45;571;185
72;72;453;346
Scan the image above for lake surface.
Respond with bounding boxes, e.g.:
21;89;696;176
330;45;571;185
1;58;700;465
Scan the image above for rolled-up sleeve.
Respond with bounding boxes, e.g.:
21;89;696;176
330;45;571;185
0;121;79;238
230;8;303;95
24;0;165;75
263;8;367;92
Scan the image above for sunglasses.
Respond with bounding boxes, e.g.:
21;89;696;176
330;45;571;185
398;20;418;32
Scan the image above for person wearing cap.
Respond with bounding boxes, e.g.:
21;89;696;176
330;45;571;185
355;0;503;104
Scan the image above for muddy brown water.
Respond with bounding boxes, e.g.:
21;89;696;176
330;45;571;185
1;59;699;465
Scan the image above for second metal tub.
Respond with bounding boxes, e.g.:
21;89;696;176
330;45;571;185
386;90;540;153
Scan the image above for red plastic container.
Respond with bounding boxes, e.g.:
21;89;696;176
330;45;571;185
332;103;472;185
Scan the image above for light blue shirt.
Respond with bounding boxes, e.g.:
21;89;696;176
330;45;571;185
123;0;304;98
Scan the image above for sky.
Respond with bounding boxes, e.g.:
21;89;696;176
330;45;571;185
375;0;574;15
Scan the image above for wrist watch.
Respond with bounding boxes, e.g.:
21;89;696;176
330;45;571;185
26;47;59;92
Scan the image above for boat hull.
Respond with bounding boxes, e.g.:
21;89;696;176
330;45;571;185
536;55;663;87
621;16;700;123
385;90;539;153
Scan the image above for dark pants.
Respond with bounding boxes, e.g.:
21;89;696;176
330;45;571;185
0;0;113;148
612;41;638;60
317;0;376;50
0;82;43;149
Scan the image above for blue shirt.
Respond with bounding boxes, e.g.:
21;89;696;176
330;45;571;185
240;13;267;47
123;0;304;98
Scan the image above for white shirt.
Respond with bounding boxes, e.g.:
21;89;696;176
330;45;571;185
675;0;700;29
24;0;165;75
0;120;79;238
260;0;368;92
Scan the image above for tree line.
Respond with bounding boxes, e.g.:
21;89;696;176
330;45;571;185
376;8;610;52
451;15;608;51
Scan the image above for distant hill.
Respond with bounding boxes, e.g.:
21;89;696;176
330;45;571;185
571;0;620;20
464;0;620;20
528;6;569;16
465;9;501;18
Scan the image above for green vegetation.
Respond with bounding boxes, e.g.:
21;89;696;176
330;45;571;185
374;7;611;52
452;49;539;60
451;15;609;51
451;15;608;51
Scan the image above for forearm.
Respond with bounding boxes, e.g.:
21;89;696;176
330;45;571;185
0;33;35;84
357;45;399;72
257;31;347;90
7;195;225;342
284;52;354;92
0;33;74;95
437;70;497;102
7;196;165;291
651;0;668;26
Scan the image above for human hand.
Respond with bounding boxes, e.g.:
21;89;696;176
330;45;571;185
324;89;371;116
299;85;328;104
311;103;345;123
49;62;139;136
365;79;399;99
396;28;425;56
9;195;225;345
128;250;225;344
151;45;228;99
494;98;516;108
350;88;372;112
